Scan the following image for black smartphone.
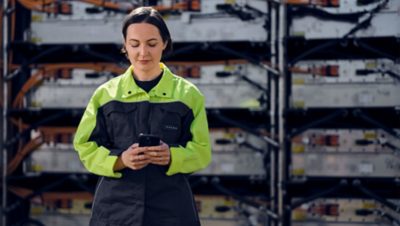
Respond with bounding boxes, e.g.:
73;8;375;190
138;134;160;147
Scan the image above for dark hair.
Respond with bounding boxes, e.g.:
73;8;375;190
122;7;172;54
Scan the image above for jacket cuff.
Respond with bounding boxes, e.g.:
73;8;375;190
166;146;184;176
103;155;122;178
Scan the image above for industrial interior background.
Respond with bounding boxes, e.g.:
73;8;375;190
0;0;399;225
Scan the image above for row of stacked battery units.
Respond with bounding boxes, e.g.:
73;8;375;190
16;1;270;225
24;64;268;177
25;193;268;226
287;0;400;225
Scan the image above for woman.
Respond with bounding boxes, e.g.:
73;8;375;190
73;6;211;226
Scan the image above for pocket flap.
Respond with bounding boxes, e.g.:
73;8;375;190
103;102;137;115
159;103;190;117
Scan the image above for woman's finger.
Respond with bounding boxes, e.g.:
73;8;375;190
147;142;168;151
151;154;170;166
132;146;148;155
130;159;150;170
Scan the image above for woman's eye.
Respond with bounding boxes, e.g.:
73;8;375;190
148;43;157;47
131;45;139;48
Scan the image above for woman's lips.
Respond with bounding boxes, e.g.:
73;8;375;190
138;60;150;64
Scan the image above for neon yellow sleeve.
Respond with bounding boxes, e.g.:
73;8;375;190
166;94;212;176
73;92;122;178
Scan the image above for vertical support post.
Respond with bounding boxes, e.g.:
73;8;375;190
269;1;278;225
1;1;9;225
277;1;287;226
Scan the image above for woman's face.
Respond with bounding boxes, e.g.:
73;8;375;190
124;23;166;77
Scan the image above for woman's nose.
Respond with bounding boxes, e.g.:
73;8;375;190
139;45;148;56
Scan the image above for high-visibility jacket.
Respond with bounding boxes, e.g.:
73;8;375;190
73;63;211;226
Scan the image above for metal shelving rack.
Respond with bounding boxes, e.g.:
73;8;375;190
280;0;400;225
1;1;283;226
2;1;10;225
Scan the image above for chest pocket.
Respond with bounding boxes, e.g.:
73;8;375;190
158;105;184;144
103;103;137;147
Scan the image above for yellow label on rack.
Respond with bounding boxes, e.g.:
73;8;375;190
30;205;46;215
292;209;307;221
225;0;236;4
362;201;377;209
223;132;236;140
292;100;305;108
31;14;43;22
32;164;44;172
292;78;305;85
292;168;305;176
363;131;377;139
240;99;261;108
223;65;235;72
291;31;306;37
292;144;305;153
365;61;378;69
30;37;43;44
30;100;42;108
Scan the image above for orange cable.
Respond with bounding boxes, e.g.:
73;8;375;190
12;63;125;108
7;135;44;175
12;70;44;108
8;186;33;198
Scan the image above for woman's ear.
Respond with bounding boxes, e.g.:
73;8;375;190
121;45;128;58
163;41;168;50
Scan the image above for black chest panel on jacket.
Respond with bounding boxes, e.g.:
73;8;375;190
97;100;193;151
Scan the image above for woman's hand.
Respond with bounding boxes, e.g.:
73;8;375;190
113;141;171;171
115;143;151;171
145;141;171;166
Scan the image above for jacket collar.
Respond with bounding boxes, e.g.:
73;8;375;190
121;63;174;99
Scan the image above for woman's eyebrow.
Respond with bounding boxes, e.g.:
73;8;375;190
128;38;158;42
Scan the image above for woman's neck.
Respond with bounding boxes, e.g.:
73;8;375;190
133;67;162;81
